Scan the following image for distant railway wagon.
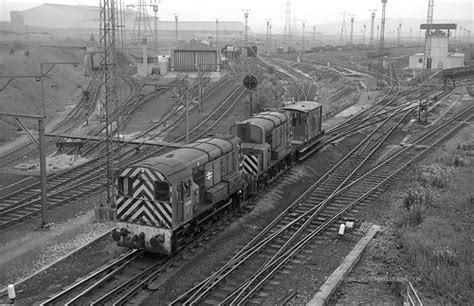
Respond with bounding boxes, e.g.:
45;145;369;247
112;136;243;254
442;66;474;79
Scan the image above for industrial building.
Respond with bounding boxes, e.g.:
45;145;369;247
409;23;465;69
10;3;243;34
172;41;221;72
16;3;103;29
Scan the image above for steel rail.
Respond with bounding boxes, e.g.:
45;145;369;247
40;250;140;305
177;83;247;142
0;75;246;229
231;106;473;304
225;111;414;304
173;107;413;304
177;103;472;304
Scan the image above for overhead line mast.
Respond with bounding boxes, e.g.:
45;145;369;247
132;0;152;43
99;0;119;208
423;0;435;69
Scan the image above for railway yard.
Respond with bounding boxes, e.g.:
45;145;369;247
0;12;473;306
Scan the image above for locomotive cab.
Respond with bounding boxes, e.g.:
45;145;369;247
281;101;324;153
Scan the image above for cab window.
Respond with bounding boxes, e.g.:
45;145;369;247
183;180;190;197
118;177;133;196
155;181;170;201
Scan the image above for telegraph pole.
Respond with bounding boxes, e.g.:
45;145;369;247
378;0;387;89
370;10;376;47
350;16;355;45
301;21;305;53
266;20;270;54
397;22;402;46
340;11;347;44
363;24;366;45
216;18;219;48
174;13;179;47
243;9;250;43
269;23;272;53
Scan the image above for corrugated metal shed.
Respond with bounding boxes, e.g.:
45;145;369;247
172;41;220;72
420;23;456;30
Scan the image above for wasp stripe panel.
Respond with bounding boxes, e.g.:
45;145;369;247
243;155;259;175
117;198;172;228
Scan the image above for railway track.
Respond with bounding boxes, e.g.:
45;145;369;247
171;103;473;304
24;63;473;304
0;74;243;229
251;56;316;101
326;86;452;139
39;205;244;305
132;74;233;141
0;71;102;169
175;82;246;142
171;103;413;304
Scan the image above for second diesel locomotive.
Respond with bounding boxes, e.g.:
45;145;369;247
112;101;324;254
231;101;323;192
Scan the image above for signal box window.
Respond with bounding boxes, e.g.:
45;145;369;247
155;181;170;201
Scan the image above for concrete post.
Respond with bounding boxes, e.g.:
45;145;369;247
39;118;48;226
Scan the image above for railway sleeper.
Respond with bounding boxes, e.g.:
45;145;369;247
256;291;271;298
302;198;327;206
202;297;223;305
213;289;230;299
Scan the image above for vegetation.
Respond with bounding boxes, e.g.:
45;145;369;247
395;159;473;304
253;73;285;113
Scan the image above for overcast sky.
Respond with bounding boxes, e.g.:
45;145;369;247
1;0;472;32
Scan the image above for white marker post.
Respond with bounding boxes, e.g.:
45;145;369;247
338;223;346;236
8;284;15;303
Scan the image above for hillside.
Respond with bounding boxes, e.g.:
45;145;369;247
0;36;87;144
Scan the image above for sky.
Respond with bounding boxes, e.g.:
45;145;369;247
1;0;472;33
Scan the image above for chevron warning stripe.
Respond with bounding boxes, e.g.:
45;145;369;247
132;179;155;200
117;166;171;228
116;197;172;228
120;167;165;182
243;154;259;175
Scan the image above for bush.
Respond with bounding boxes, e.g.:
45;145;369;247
255;74;284;111
406;205;424;227
403;188;435;211
416;164;452;189
401;217;472;304
453;155;464;167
